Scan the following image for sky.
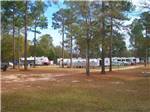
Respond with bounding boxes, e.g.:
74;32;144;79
28;0;64;46
28;0;149;48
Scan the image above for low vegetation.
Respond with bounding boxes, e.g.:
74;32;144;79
2;67;150;112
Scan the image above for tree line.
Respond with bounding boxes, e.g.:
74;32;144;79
52;1;150;75
1;1;68;69
1;1;150;75
52;1;129;75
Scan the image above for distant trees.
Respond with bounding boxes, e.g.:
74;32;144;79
52;8;67;67
129;0;150;66
29;1;48;67
57;1;96;75
142;12;150;66
1;1;65;67
68;1;93;75
104;1;133;72
1;1;49;70
29;34;69;61
3;0;148;73
1;33;69;64
51;1;133;75
54;46;70;59
1;34;27;62
129;11;150;66
36;34;54;59
62;7;76;68
129;19;145;57
1;1;25;68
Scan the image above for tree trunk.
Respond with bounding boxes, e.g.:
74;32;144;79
145;49;148;67
101;1;105;74
70;36;73;68
61;17;64;68
18;28;20;70
24;1;28;70
13;9;15;69
86;16;90;76
34;24;37;68
86;38;90;76
145;26;148;67
109;10;113;72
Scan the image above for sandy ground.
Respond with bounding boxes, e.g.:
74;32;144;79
1;64;150;91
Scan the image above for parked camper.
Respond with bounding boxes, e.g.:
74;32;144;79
126;57;140;65
20;56;50;66
38;56;49;65
111;57;121;66
90;59;100;67
104;58;110;66
57;57;140;68
67;58;86;68
62;58;100;68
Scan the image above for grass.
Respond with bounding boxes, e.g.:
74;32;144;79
2;79;150;111
2;66;150;112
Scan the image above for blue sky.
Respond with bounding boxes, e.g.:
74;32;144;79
28;0;64;46
28;0;148;48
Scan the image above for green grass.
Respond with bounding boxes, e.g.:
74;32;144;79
2;76;150;112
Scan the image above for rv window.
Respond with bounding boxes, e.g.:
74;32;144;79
122;59;125;61
126;59;130;62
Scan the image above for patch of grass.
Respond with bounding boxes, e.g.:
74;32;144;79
2;77;150;112
30;74;48;78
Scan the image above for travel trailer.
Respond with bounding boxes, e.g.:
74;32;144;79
112;57;140;65
20;56;50;65
57;57;140;68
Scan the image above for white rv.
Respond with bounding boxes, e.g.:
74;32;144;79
20;56;49;65
57;57;140;68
